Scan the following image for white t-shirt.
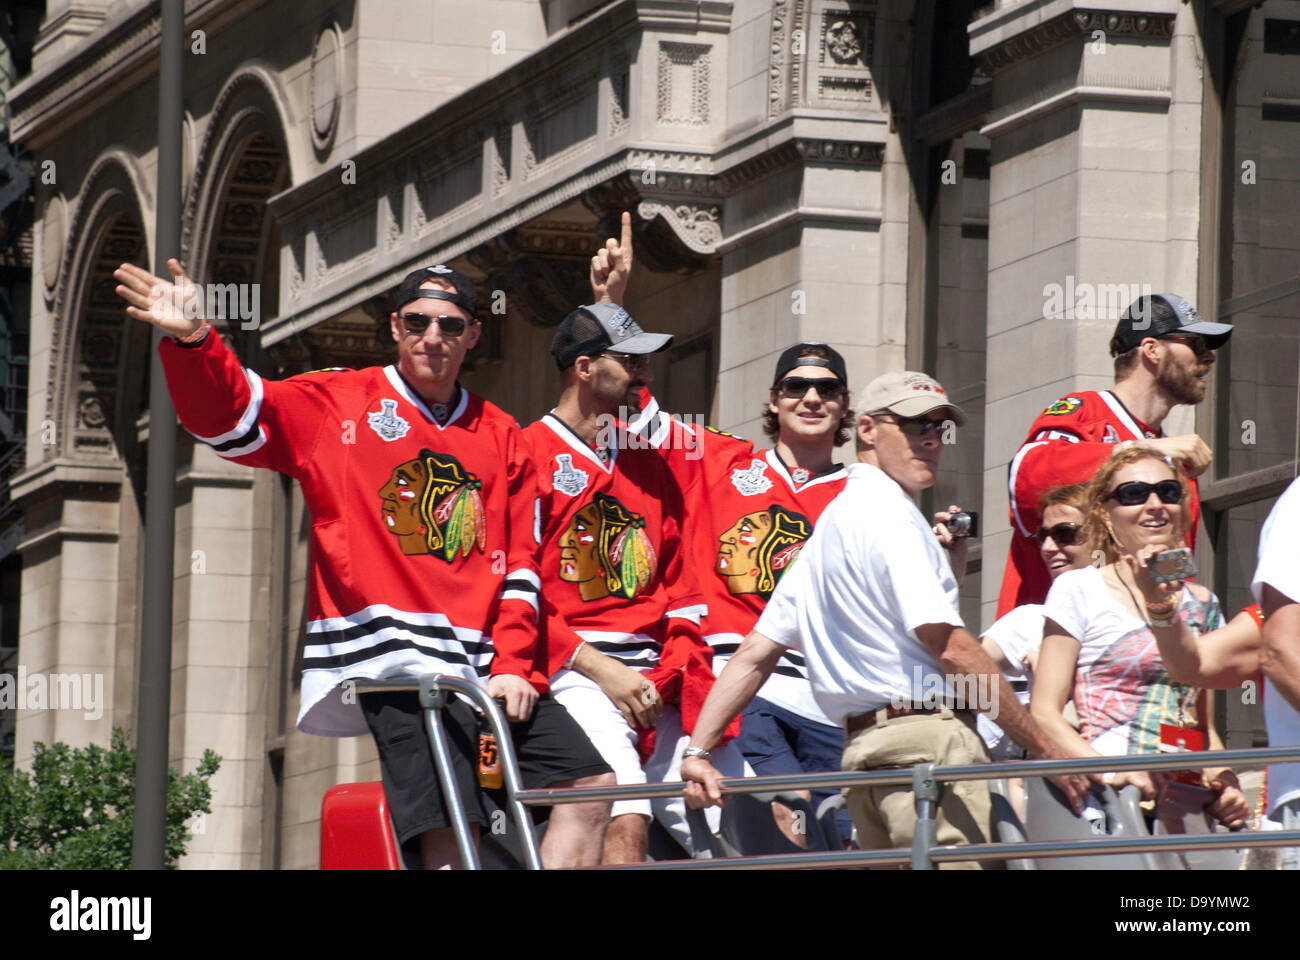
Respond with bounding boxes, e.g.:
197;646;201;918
977;604;1043;757
1251;476;1300;818
1042;566;1217;758
754;462;964;729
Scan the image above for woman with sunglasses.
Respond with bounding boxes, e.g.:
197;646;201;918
977;483;1093;762
1032;447;1251;829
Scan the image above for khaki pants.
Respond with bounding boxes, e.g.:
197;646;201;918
841;708;999;870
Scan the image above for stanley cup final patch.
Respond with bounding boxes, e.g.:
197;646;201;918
731;458;774;495
368;398;412;441
552;453;591;497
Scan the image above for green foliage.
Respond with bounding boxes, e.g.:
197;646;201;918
0;728;220;869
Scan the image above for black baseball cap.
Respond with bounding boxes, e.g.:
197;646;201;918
395;265;478;316
772;342;848;386
551;303;673;370
1109;293;1232;356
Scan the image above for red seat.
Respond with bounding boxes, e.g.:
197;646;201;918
320;781;403;870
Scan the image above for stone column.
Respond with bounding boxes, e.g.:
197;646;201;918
971;1;1202;627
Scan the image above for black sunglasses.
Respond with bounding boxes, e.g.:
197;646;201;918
1163;334;1209;355
1107;479;1182;506
777;377;846;401
1036;522;1082;546
602;351;651;373
400;312;469;337
874;413;945;437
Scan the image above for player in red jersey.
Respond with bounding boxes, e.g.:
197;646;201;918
114;258;614;869
997;294;1233;617
525;301;740;862
589;215;914;848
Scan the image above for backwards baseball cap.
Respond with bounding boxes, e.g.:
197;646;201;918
395;264;478;316
859;370;967;426
772;342;849;386
1109;293;1232;356
550;302;673;370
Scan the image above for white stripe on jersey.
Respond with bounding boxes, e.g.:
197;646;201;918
304;604;487;657
1007;440;1049;537
188;368;264;445
666;603;706;624
1097;390;1151;440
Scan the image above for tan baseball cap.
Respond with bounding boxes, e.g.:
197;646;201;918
859;370;966;426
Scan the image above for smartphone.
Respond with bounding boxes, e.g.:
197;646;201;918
1148;547;1196;584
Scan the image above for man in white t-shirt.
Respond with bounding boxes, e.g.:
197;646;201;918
680;371;1085;866
1252;475;1300;865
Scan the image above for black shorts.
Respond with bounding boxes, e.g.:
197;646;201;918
359;691;611;848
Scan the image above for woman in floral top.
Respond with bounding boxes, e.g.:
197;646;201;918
1032;446;1255;828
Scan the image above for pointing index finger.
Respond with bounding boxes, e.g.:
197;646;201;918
620;210;633;262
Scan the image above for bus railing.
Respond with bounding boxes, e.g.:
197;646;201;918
349;677;1300;870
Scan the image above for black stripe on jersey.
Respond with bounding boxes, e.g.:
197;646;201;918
710;641;740;658
501;577;539;595
586;640;662;660
303;635;493;672
209;419;262;453
309;614;493;651
771;664;805;680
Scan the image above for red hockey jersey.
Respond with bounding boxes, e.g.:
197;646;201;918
523;414;706;680
629;392;847;724
998;389;1201;617
159;330;543;737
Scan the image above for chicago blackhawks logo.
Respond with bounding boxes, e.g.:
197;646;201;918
1044;396;1082;417
378;449;486;561
559;493;657;602
715;505;811;600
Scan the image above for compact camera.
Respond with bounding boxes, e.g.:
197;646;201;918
948;511;979;539
1147;547;1197;584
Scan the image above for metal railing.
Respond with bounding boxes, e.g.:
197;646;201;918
351;677;1300;870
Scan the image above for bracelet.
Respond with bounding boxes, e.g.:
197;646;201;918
683;746;712;762
1148;612;1178;628
564;641;585;671
1243;603;1264;631
175;322;210;345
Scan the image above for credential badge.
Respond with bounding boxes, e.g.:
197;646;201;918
552;454;590;497
368;398;411;442
731;459;773;496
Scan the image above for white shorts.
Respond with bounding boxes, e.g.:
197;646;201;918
644;706;749;857
550;670;748;844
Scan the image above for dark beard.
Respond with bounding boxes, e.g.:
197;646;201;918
1155;352;1206;406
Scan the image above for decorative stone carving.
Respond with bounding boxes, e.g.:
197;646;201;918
311;23;343;151
768;0;808;118
609;55;631;135
975;8;1176;75
825;20;864;64
42;193;65;300
523;74;599;180
794;138;884;166
657;42;711;127
78;395;107;429
635;200;721;255
491;126;511;198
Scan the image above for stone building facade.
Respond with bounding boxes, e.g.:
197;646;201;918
6;0;1297;867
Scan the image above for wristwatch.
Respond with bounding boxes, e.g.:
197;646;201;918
682;746;712;762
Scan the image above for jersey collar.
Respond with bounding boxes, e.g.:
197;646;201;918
1099;391;1160;441
541;412;617;473
764;448;845;492
383;366;469;430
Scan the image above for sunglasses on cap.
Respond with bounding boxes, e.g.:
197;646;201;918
1036;522;1083;547
872;413;945;436
1106;479;1182;506
400;312;469;337
776;376;846;401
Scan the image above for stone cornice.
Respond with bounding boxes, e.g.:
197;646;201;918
10;457;124;503
9;0;272;150
970;4;1178;76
